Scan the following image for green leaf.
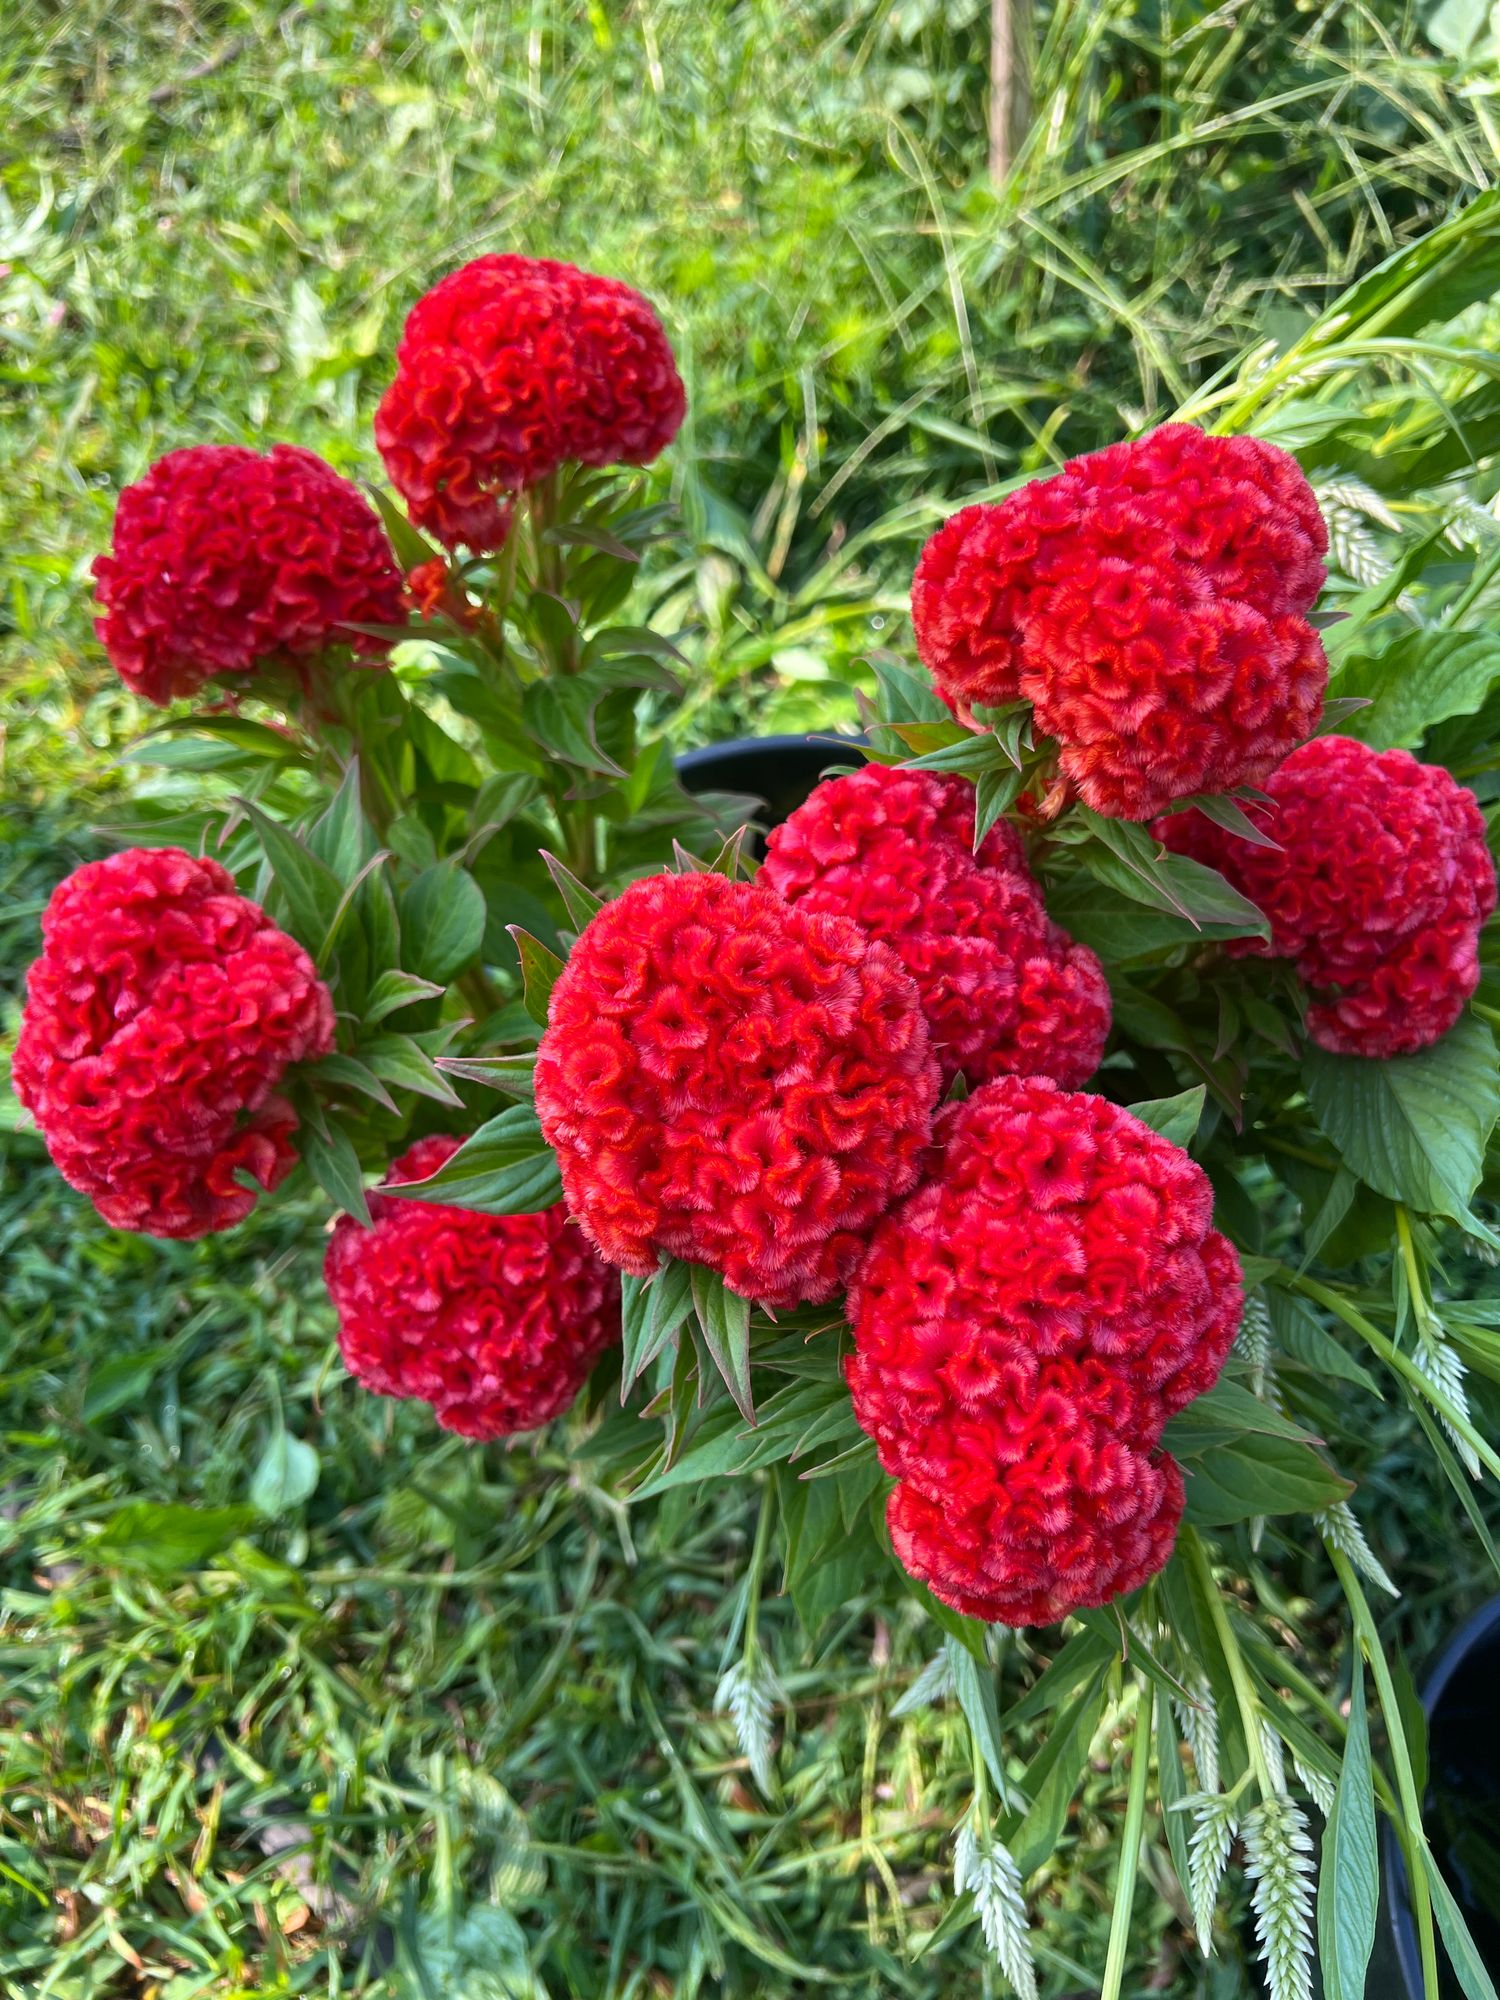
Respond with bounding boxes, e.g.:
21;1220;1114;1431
1165;792;1282;851
364;969;446;1025
242;802;344;953
946;1636;1008;1804
1332;631;1500;751
1424;1848;1500;2000
1303;1013;1500;1230
690;1265;755;1423
308;759;376;880
361;1033;466;1107
91;1502;258;1574
472;771;543;834
622;1259;696;1398
1172;1425;1352;1525
1267;1290;1382;1395
434;1052;537;1100
367;484;441;570
509;926;567;1027
306;1051;399;1114
298;1119;371;1225
249;1433;320;1517
523;676;625;776
399;861;487;984
1006;1672;1109;1878
904;731;1015;776
973;766;1023;849
1080;811;1270;940
1318;1669;1378;2000
539;850;604;929
381;1104;562;1215
872;655;949;726
1128;1085;1206;1149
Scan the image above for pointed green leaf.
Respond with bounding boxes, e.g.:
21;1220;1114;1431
307;1052;399;1114
539;850;604;929
364;969;446;1025
945;1637;1008;1806
1424;1848;1500;2000
1128;1086;1206;1149
298;1119;371;1225
690;1265;755;1424
361;1034;466;1108
400;861;487;985
380;1104;562;1215
508;926;567;1027
1318;1669;1379;2000
242;802;344;954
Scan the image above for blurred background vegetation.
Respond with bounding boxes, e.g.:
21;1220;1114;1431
4;1;1500;1993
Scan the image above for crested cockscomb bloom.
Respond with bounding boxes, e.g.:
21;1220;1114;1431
405;556;484;628
325;1136;618;1439
761;763;1110;1088
534;870;940;1308
13;847;335;1238
1157;735;1497;1058
910;425;1328;819
374;254;686;551
93;444;407;705
847;1075;1242;1625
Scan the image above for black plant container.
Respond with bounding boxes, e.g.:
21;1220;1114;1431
676;732;866;839
1387;1592;1500;1995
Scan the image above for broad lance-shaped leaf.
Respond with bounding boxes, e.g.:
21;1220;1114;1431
1077;809;1271;940
297;1118;371;1226
621;1257;696;1398
509;925;567;1026
539;850;604;929
364;968;446;1026
361;1033;466;1108
399;859;487;984
1303;1013;1500;1234
1317;1668;1378;2000
1331;630;1500;751
1128;1085;1206;1149
690;1265;755;1423
242;800;344;954
380;1104;562;1215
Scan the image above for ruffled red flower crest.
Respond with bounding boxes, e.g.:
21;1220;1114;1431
847;1076;1242;1626
13;847;335;1238
93;444;406;705
374;255;686;551
910;425;1328;819
534;869;940;1308
325;1137;619;1439
762;763;1110;1089
1157;734;1498;1058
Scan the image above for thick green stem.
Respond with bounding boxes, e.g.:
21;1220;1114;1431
1100;1679;1154;2000
1184;1527;1274;1796
1332;1550;1442;2000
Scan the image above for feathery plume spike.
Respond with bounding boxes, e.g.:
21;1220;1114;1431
892;1648;956;1718
1174;1674;1221;1794
1314;1498;1400;1598
1259;1720;1287;1796
1244;1794;1316;2000
1292;1753;1337;1819
954;1808;1038;2000
715;1647;780;1797
1414;1320;1482;1478
1187;1791;1238;1955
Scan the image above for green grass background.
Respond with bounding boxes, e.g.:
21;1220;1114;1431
3;2;1499;1994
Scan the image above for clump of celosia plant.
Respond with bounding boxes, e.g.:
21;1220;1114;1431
761;762;1110;1088
26;232;1500;1997
325;1135;618;1438
13;847;334;1237
1158;733;1497;1057
846;1075;1242;1624
93;443;406;704
910;424;1328;818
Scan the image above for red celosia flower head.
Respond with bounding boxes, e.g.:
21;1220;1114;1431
761;763;1110;1089
13;847;335;1238
375;254;686;551
1157;735;1498;1058
910;424;1328;819
534;869;940;1308
325;1136;619;1439
848;1075;1242;1626
93;444;407;705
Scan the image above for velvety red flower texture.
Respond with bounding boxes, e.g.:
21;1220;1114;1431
1157;735;1498;1058
13;847;334;1238
325;1136;619;1440
375;254;686;551
910;424;1328;819
534;870;940;1309
93;444;407;705
761;763;1110;1089
847;1076;1242;1626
